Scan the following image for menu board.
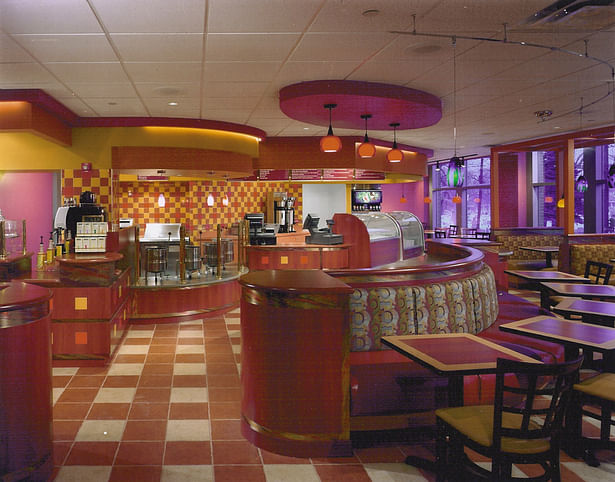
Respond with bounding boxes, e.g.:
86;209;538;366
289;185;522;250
355;169;385;180
291;169;322;180
322;168;354;180
258;169;289;181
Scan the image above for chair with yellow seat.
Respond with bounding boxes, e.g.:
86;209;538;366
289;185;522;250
569;371;615;467
435;356;583;481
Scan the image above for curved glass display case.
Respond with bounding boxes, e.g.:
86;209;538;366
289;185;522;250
352;212;400;242
387;211;425;257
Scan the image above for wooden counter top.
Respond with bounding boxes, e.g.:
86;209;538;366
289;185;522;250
239;269;353;294
57;252;123;265
0;281;52;328
248;243;351;250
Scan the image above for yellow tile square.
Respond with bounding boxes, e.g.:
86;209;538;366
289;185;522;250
280;256;288;265
74;297;88;310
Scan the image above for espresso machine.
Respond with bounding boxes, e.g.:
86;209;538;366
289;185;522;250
274;197;295;233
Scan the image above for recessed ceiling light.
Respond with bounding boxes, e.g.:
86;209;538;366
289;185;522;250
303;127;310;130
108;101;117;106
168;101;178;106
553;126;561;129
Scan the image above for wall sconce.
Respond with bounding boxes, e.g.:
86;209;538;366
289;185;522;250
357;114;376;158
387;122;403;162
207;193;215;206
452;195;462;204
557;194;565;208
157;193;165;208
446;156;464;187
575;174;588;193
320;103;342;153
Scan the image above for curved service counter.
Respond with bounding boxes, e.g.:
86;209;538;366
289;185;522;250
1;281;53;481
239;239;500;457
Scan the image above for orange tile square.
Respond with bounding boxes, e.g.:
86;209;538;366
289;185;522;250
75;331;88;345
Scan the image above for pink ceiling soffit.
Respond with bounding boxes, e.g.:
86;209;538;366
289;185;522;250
279;80;442;131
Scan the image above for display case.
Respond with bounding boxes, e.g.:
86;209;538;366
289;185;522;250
387;211;425;259
344;212;401;267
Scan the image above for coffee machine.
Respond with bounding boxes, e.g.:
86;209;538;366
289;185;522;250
274;197;295;233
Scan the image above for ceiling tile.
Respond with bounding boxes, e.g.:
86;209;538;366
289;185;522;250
143;98;201;118
208;0;320;33
12;34;117;62
83;97;148;116
61;82;138;98
290;32;393;61
111;34;203;62
90;0;205;33
136;82;202;98
203;81;269;97
0;33;35;62
45;62;129;83
205;33;300;62
202;62;281;82
124;62;202;83
274;61;358;86
0;62;58;83
58;97;98;117
0;0;102;34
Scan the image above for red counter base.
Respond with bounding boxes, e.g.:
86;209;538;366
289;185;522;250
241;418;352;458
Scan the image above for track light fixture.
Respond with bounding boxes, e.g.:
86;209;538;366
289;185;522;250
320;103;342;153
357;114;376;158
387;123;403;162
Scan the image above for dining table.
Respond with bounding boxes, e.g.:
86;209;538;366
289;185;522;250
499;315;615;370
552;297;615;327
519;246;560;268
382;333;539;472
540;282;615;309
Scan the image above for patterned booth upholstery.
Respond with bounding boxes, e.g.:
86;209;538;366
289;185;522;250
492;234;562;262
569;244;615;283
348;266;499;351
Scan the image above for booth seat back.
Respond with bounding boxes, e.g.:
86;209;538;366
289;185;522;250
569;244;615;283
492;234;562;261
348;265;499;351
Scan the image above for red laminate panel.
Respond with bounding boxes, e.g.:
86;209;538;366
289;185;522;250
321;248;349;269
239;269;352;294
523;318;615;345
0;313;52;480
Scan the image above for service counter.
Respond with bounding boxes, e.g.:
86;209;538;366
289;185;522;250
246;243;351;270
1;281;53;481
239;241;500;457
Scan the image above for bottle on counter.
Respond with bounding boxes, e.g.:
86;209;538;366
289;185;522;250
37;236;45;269
46;233;54;264
64;230;71;255
56;228;64;257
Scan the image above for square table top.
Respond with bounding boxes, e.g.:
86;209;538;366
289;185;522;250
500;315;615;352
541;282;615;298
504;270;590;283
382;333;539;376
519;246;560;253
553;297;615;319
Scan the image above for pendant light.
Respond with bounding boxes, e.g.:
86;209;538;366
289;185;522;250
387;122;403;162
576;174;588;193
557;194;565;208
320;103;342;153
435;161;441;172
357;114;376;158
446;37;464;187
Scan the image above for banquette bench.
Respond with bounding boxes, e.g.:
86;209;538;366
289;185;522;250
558;234;615;283
491;227;564;271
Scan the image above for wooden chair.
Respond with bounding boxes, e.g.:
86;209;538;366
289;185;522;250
570;372;615;467
435;356;583;481
448;225;459;237
584;260;613;285
434;229;447;238
462;228;477;238
476;231;491;240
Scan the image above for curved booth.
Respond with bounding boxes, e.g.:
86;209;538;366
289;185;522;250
238;240;501;457
0;281;53;481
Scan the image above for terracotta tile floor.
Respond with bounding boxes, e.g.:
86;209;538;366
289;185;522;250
51;298;615;481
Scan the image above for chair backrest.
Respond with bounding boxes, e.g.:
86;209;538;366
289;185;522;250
584;260;613;285
463;228;477;238
476;231;491;240
434;229;447;238
448;225;459;236
492;356;583;452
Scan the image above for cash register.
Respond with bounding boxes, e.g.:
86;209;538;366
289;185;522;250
304;213;343;245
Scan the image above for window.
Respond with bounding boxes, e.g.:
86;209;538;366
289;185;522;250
431;157;491;230
531;151;557;227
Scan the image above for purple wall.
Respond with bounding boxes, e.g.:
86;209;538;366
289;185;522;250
0;172;56;258
381;182;426;222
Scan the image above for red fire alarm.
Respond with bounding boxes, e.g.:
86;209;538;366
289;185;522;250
81;162;92;171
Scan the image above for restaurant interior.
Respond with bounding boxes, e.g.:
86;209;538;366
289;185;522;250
2;1;615;481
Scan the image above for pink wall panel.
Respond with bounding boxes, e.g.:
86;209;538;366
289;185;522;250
381;182;425;222
0;171;55;256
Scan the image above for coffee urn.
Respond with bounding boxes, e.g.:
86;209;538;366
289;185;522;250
274;197;295;233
